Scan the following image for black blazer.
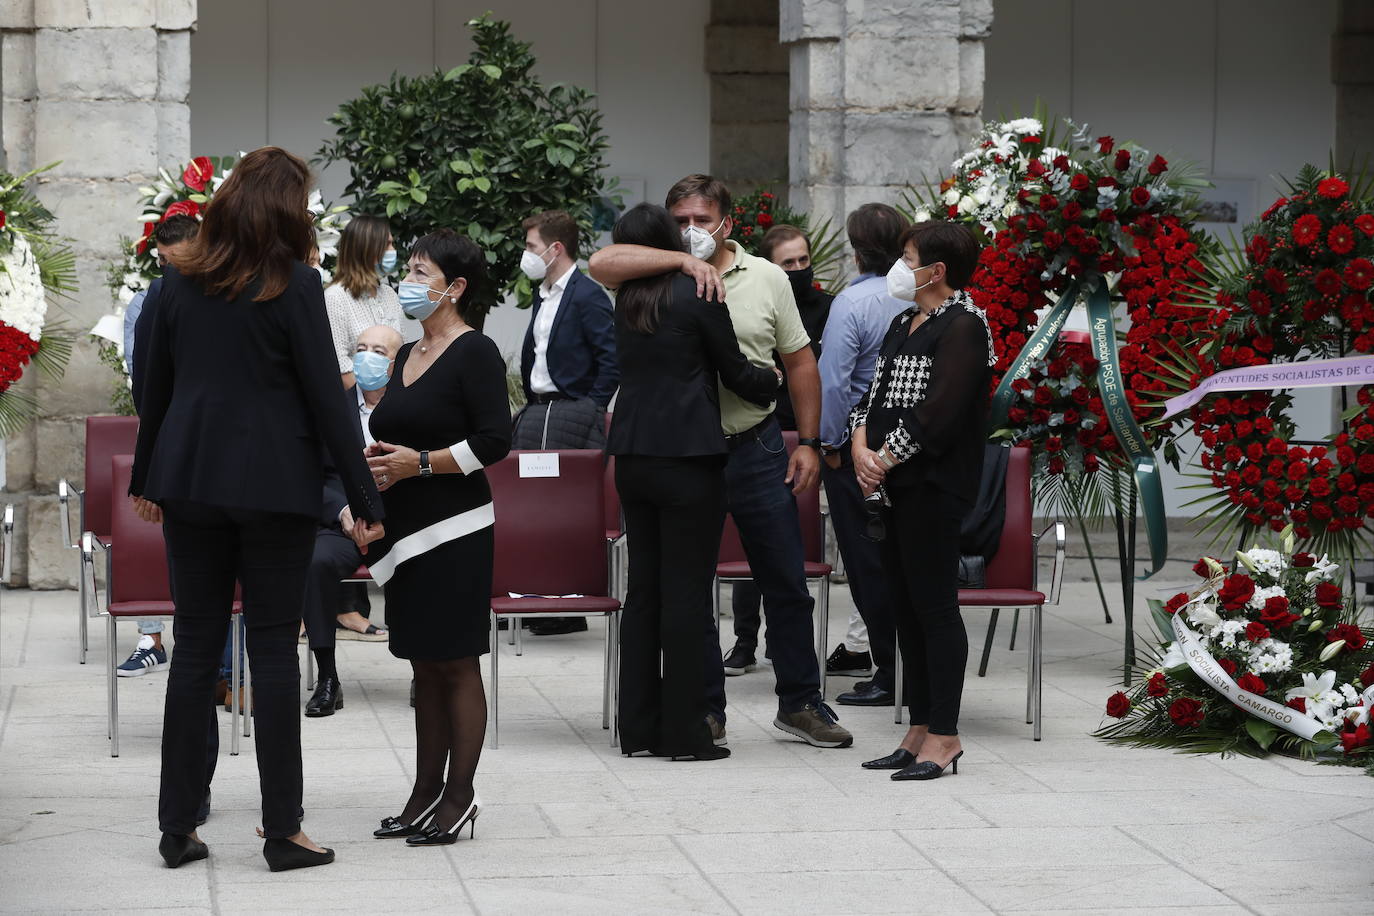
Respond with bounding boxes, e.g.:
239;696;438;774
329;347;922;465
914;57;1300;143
608;274;779;458
520;267;619;407
320;389;369;529
130;263;382;524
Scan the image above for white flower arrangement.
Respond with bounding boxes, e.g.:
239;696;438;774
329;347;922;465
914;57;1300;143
0;234;47;340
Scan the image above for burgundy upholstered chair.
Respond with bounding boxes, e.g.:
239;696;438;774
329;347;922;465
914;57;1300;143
891;445;1065;739
58;415;139;663
95;456;245;757
712;430;834;697
486;450;620;748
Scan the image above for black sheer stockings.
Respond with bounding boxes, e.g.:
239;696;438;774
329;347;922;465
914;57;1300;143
397;657;486;829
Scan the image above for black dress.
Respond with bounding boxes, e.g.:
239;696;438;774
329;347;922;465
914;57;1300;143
365;331;512;660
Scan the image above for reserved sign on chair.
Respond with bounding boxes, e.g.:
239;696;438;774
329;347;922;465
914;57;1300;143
518;453;560;478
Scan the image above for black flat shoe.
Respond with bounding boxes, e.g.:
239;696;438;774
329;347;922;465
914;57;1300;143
373;794;442;838
837;681;895;707
304;676;343;717
861;748;914;770
262;837;335;872
406;796;481;846
159;833;208;868
658;746;731;762
892;750;963;781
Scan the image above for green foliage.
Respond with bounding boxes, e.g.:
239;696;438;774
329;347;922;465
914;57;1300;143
95;340;136;417
726;188;847;293
317;15;617;326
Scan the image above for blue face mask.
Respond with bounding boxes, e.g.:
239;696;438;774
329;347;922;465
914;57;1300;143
398;280;443;320
352;350;391;391
379;249;397;273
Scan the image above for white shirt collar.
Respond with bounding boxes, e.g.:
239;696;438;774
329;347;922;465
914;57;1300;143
542;263;577;298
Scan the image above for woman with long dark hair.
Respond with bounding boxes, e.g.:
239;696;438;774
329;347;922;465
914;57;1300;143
600;203;780;760
130;147;384;871
362;229;511;844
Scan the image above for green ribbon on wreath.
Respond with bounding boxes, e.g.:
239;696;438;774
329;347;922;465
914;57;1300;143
987;280;1081;431
1084;276;1166;579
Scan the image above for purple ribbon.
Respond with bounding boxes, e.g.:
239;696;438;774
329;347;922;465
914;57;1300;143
1161;355;1374;420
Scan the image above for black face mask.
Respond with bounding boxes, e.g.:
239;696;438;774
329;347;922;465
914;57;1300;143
786;266;815;300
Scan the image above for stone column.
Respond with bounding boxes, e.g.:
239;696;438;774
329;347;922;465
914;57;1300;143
1333;0;1374;170
1;0;195;586
706;0;790;195
783;0;990;244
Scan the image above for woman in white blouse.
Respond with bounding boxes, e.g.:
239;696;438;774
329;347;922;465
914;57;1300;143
326;215;406;387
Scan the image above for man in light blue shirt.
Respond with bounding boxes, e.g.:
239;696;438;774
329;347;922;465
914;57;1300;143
818;203;910;706
122;214;198;379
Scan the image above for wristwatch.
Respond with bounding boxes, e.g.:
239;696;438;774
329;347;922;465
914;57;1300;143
797;437;822;451
418;450;433;477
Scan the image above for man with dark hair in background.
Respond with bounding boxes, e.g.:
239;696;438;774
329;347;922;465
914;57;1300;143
817;203;911;706
515;208;619;636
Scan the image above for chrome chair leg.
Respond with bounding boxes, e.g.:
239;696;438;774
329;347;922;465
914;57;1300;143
79;551;89;664
610;611;620;748
1025;606;1036;725
230;617;241;756
601;613;612;730
816;577;829;701
1032;604;1044;741
108;616;119;756
243;638;252;739
487;611;499;749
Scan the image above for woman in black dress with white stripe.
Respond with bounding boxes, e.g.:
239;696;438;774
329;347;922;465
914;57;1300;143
361;230;511;844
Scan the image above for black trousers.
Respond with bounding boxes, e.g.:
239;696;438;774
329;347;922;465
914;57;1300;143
303;526;364;650
158;500;316;838
879;483;969;735
615;455;725;755
821;455;897;690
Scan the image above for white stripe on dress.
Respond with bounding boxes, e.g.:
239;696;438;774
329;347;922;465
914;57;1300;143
367;501;495;585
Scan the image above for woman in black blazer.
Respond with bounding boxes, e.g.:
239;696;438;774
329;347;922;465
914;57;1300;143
605;204;780;760
130;147;384;872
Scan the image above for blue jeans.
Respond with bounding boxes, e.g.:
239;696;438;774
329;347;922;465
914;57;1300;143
706;418;821;721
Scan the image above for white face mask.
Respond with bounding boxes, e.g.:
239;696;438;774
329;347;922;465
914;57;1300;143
520;245;556;281
681;217;725;261
885;260;938;302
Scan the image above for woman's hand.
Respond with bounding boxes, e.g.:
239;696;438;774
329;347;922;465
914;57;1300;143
131;496;163;524
341;506;386;554
366;441;420;492
853;445;887;492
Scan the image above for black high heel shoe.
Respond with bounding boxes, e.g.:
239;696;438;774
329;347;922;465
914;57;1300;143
158;833;208;868
891;750;963;781
861;748;914;770
262;837;335;872
373;794;443;838
406;795;481;846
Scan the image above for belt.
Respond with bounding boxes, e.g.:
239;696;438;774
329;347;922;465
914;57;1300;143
724;417;774;450
529;391;571;405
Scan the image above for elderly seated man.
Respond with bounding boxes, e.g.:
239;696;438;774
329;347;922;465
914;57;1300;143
303;324;404;717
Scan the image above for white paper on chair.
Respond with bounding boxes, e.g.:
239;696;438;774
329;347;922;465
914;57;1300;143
508;592;584;599
518;453;560;478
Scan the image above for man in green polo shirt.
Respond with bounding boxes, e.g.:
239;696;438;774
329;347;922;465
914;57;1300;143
590;174;853;750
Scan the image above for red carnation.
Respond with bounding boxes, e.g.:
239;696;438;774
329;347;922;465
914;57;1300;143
1344;258;1374;291
1168;696;1205;728
1342;724;1372;754
1105;691;1131;718
1147;155;1169;176
1318;176;1350;199
0;210;5;230
1216;573;1256;611
1236;672;1267;694
1286;696;1307;714
1315;269;1343;297
1356;213;1374;237
1146;672;1170;698
1327;623;1366;650
181;156;214;192
1293;213;1322;247
1329;223;1356;255
1315;582;1344;608
162;199;200;222
1114;149;1132;171
1244;622;1271;643
1097;136;1115;154
1130;187;1152;207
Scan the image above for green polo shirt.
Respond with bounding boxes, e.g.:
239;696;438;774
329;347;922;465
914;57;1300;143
717;240;811;435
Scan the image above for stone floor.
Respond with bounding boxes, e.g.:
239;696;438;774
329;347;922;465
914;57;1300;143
1;579;1372;915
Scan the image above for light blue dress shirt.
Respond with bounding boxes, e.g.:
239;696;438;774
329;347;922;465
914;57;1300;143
818;273;910;448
